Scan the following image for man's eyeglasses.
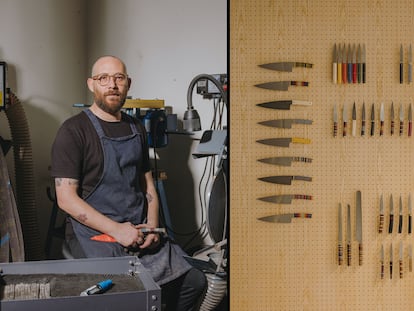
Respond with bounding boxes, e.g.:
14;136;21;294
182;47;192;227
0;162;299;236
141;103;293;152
92;73;128;86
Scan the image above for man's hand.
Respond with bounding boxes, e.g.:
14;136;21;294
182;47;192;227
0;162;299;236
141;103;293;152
109;222;144;247
135;224;160;249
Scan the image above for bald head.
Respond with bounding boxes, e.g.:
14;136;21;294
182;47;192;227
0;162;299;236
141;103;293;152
91;56;127;77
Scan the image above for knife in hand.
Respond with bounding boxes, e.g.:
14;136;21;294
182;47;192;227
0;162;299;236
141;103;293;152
257;194;312;204
338;203;343;266
256;100;312;110
398;195;403;234
389;194;394;234
356;190;362;265
258;61;313;72
257;156;312;166
379;194;384;233
257;213;312;223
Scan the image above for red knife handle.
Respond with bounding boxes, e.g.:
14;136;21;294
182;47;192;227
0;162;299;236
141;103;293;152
400;122;404;136
379;214;384;233
359;244;363;266
347;243;351;266
409;122;412;136
338;243;343;266
381;261;384;279
400;260;403;279
391;120;394;135
353;64;357;83
380;121;384;136
390;260;393;279
342;63;347;83
343;121;347;136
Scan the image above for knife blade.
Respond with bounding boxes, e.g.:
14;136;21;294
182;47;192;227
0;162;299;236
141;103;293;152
409;193;412;234
379;194;384;233
391;102;395;135
258;119;313;129
400;103;404;136
257;213;312;223
361;102;366;136
258;175;312;185
400;242;403;278
334;103;338;137
380;102;384;136
255;81;309;91
257;194;313;204
408;103;412;136
258;62;313;72
356;190;362;265
333;44;337;84
389;194;394;234
390;243;393;279
338;203;343;266
381;244;385;279
352;102;357;136
257;156;313;166
399;195;403;234
400;44;404;84
362;44;366;83
256;100;312;110
256;137;311;147
409;44;412;83
343;103;347;136
337;44;342;84
370;103;375;136
347;204;351;266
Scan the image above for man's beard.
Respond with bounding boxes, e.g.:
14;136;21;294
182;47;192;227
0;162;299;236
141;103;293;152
94;93;126;114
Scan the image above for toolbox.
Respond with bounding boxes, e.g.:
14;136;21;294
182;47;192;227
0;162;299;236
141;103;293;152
0;256;161;311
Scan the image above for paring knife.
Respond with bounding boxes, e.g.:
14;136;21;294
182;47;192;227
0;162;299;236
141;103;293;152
390;243;393;279
347;204;351;266
352;102;357;136
333;44;337;84
409;44;412;83
256;100;312;110
255;81;309;91
400;103;404;136
258;194;312;204
361;102;366;136
389;194;394;234
380;103;384;136
257;156;312;166
400;242;403;279
409;244;413;272
258;119;313;129
333;103;338;137
258;62;313;72
379;194;384;233
356;190;362;265
400;44;404;84
370;103;375;136
338;203;343;266
343;103;347;137
362;44;366;83
398;195;403;234
257;213;312;223
409;193;412;234
408;103;412;136
391;102;395;135
256;137;311;147
381;244;385;279
258;175;312;185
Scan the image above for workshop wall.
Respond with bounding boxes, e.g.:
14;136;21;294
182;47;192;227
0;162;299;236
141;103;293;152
230;0;414;310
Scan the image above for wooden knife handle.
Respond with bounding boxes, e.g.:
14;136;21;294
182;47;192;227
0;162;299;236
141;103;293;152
400;260;403;279
333;122;337;137
338;243;343;266
400;121;404;136
347;243;351;266
343;121;347;137
380;121;384;136
379;214;384;233
359;244;363;266
391;120;394;135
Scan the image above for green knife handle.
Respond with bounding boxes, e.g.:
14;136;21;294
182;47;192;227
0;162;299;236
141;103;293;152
338;243;343;266
359;244;363;266
347;243;351;266
379;214;384;233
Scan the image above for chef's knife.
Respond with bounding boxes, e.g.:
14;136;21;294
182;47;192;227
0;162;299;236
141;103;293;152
381;244;384;279
380;102;384;136
361;102;366;136
255;81;309;91
338;203;343;266
256;137;311;147
258;194;312;204
257;213;312;223
400;103;404;136
409;44;412;83
256;100;312;110
333;44;337;84
400;44;404;84
258;119;313;129
258;62;313;72
399;242;403;279
370;103;375;136
398;195;403;234
343;103;347;137
257;156;313;166
379;194;384;233
408;103;412;136
391;102;395;135
390;243;393;279
334;103;338;137
389;194;394;234
352;102;357;136
258;175;312;185
409;193;412;234
356;190;362;265
347;204;351;266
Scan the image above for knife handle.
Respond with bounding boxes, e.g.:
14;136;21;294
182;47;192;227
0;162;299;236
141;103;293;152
292;137;311;144
409;122;412;136
371;121;375;136
391;120;395;135
409;215;412;234
343;121;347;137
379;214;384;233
381;261;384;279
337;63;342;84
334;121;337;137
361;120;365;136
359;244;363;266
380;121;384;136
353;63;357;83
399;215;403;233
390;260;393;279
410;258;412;272
389;215;394;233
409;63;412;83
347;243;351;266
400;260;403;278
338;243;343;266
333;62;337;84
400;121;404;136
293;194;313;200
352;120;356;136
400;63;403;84
342;63;347;84
362;63;366;83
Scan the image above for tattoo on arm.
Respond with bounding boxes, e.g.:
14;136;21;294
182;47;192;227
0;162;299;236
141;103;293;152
146;193;153;203
77;213;87;223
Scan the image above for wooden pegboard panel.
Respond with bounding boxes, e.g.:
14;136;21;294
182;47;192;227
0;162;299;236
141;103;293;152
230;0;414;310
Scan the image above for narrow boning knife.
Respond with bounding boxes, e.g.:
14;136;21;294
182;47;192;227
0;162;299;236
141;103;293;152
391;102;395;136
256;137;311;147
333;103;338;137
409;193;412;234
370;103;375;136
399;242;403;279
408;103;412;137
347;204;351;266
390;243;393;279
381;244;385;279
389;194;394;234
258;119;313;129
254;81;309;91
258;175;312;185
256;100;312;110
352;102;357;136
409;44;412;83
400;44;404;84
380;102;384;136
257;194;312;204
361;102;366;136
379;194;384;233
258;62;313;72
356;190;363;265
400;103;404;136
257;213;312;223
257;156;312;167
343;103;347;137
398;195;403;234
338;203;343;266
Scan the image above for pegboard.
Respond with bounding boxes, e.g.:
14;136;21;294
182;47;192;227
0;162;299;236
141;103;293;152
230;0;414;310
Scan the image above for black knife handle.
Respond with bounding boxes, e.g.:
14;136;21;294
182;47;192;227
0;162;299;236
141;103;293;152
347;243;351;266
409;215;412;234
362;63;366;83
389;215;394;233
399;215;403;233
390;260;393;279
334;122;337;137
379;214;384;233
400;63;403;84
371;121;375;136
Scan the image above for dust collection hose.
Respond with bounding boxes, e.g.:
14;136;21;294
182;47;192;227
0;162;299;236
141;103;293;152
199;273;227;311
5;92;43;260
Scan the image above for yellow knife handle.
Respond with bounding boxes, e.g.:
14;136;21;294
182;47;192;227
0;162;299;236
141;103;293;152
400;260;403;278
359;244;363;266
291;137;311;144
338;243;343;266
347;243;351;266
378;214;384;233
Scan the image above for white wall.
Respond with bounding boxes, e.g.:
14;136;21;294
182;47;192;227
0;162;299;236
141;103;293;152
0;0;226;257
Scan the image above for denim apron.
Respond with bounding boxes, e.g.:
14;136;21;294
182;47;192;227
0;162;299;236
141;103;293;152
71;109;191;285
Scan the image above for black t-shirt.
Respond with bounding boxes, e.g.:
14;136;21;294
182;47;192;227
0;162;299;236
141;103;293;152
50;110;151;199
